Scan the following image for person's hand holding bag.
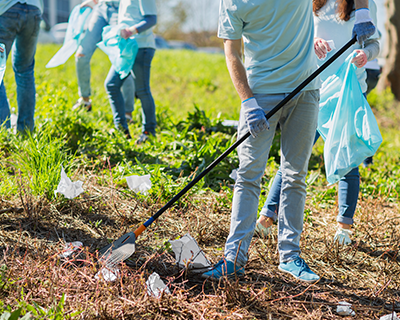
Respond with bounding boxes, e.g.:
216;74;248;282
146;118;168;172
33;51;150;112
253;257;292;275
120;26;138;39
351;49;368;68
242;97;269;138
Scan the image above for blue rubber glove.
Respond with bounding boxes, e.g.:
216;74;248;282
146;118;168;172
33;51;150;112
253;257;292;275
242;97;269;138
352;8;376;45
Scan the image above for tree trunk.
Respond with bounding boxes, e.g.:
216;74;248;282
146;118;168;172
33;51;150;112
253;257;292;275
377;0;400;99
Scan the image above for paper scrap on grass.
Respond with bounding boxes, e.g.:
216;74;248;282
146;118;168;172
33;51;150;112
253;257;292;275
336;301;355;316
55;166;84;199
95;267;120;282
146;272;171;298
229;169;238;181
126;174;151;194
169;233;211;272
380;312;399;320
60;241;83;258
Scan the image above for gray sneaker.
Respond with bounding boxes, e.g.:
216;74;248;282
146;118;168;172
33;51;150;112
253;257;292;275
136;131;150;145
72;97;92;112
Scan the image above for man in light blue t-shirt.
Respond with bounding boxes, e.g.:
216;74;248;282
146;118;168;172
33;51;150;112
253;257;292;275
0;0;43;132
202;0;376;283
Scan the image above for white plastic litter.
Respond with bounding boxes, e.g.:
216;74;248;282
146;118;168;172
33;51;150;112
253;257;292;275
169;233;211;272
146;272;171;298
319;40;336;60
10;113;17;129
229;169;238;181
222;120;239;129
337;301;356;316
380;312;399;320
0;43;6;85
326;40;336;50
95;267;120;282
126;174;152;194
55;166;84;199
60;241;83;258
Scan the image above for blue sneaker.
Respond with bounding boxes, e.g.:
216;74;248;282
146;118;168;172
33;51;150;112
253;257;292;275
201;259;245;280
278;258;320;283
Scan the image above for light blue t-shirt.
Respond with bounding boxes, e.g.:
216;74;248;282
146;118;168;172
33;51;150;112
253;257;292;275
218;0;319;94
314;0;379;93
0;0;43;16
118;0;157;49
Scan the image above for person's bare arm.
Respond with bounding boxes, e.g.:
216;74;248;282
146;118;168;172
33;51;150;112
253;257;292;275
223;39;253;101
223;39;269;138
354;0;369;9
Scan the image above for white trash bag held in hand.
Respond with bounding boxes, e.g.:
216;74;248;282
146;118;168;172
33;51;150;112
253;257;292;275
46;5;92;68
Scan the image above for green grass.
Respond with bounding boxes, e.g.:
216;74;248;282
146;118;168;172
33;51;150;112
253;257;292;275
1;44;400;319
1;44;400;203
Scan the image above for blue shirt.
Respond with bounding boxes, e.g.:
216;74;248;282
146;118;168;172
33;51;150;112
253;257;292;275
0;0;43;16
118;0;157;49
218;0;319;94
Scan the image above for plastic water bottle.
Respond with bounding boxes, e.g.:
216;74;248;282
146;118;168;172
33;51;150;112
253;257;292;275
0;43;6;85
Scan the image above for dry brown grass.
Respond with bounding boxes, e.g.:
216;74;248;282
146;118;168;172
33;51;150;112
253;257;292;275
0;176;399;319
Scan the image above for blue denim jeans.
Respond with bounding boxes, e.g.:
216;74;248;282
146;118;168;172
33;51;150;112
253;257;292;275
105;48;156;134
0;3;41;132
225;90;319;266
75;2;134;112
260;92;373;226
260;131;360;226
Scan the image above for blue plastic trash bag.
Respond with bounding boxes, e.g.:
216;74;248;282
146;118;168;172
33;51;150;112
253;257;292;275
318;52;382;185
46;5;92;68
97;24;138;79
0;43;5;85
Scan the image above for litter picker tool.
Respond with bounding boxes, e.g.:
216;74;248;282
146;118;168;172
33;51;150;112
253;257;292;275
98;36;357;267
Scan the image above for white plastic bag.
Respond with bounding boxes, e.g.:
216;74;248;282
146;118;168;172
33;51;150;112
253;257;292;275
95;267;120;282
146;272;171;298
54;165;84;199
169;233;211;271
46;5;92;68
60;241;83;258
126;174;151;194
336;301;355;316
380;312;399;320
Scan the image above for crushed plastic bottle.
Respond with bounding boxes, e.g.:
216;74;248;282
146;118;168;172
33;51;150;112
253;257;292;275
337;301;355;316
